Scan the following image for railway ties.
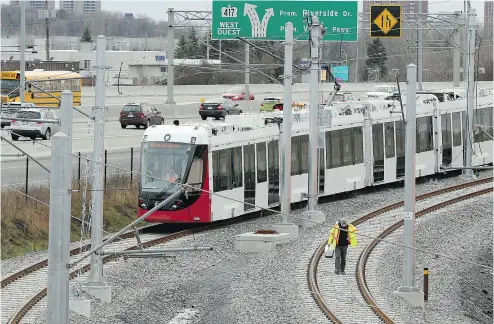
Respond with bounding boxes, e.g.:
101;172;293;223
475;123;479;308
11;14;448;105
309;178;493;324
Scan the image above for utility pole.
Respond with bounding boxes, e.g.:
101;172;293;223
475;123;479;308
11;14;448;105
219;40;222;68
20;0;26;102
83;35;111;302
45;0;50;62
417;1;423;90
302;16;325;228
461;8;477;180
273;22;298;239
462;1;469;82
46;132;71;324
355;44;359;83
453;12;461;87
166;8;175;104
395;63;423;307
245;42;249;101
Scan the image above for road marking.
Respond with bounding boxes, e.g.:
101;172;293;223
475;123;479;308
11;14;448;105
167;308;199;324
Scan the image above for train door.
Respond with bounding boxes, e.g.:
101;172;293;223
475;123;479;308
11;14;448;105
441;113;452;166
395;120;406;178
243;144;256;211
268;140;279;205
372;124;384;182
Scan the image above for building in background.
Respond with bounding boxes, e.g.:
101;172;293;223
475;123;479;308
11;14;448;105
485;1;493;37
363;0;428;15
9;0;55;9
60;0;102;14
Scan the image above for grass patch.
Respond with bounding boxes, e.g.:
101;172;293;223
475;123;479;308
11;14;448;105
1;175;138;260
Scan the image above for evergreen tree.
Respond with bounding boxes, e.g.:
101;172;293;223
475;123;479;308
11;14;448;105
187;27;200;58
80;27;93;42
364;38;387;81
175;34;188;59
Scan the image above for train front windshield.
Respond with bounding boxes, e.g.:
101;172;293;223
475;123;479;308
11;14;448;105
140;142;206;199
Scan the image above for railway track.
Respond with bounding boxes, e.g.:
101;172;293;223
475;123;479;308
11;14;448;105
1;207;276;324
308;177;493;324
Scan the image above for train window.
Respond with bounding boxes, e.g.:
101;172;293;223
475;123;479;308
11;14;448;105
291;136;300;175
330;130;342;168
244;144;256;211
256;143;267;183
452;112;462;146
372;124;384;161
353;127;363;164
462;111;466;149
325;131;331;169
301;135;309;173
484;107;493;139
441;114;452;148
384;122;395;158
416;117;433;153
395;120;406;178
342;128;353;166
231;146;242;188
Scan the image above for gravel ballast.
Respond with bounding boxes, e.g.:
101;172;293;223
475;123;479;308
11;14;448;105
373;194;493;324
7;171;489;323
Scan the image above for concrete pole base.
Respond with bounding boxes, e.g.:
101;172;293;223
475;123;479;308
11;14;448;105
82;282;112;302
394;286;424;307
234;232;291;253
301;210;325;229
165;99;176;104
272;223;299;240
459;172;477;180
69;297;91;318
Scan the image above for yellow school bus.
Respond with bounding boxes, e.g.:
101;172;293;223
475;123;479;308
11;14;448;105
1;70;82;106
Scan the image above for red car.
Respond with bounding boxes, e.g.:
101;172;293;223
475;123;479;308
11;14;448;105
222;86;255;100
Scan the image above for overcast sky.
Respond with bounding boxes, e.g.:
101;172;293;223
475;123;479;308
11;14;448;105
99;0;486;21
0;0;487;21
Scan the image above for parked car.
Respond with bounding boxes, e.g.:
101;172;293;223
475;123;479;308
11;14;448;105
1;102;36;128
365;85;398;99
119;103;163;129
222;86;255;100
199;98;241;120
10;108;60;141
260;97;282;112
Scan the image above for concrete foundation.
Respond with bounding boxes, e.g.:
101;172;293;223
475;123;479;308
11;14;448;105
234;232;291;253
82;282;112;302
69;297;91;318
394;287;424;307
301;210;325;229
272;223;299;239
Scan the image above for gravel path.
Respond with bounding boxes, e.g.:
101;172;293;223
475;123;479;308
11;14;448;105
371;194;493;324
4;171;489;324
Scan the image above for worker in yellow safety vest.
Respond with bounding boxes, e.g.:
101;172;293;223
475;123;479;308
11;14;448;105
327;219;358;275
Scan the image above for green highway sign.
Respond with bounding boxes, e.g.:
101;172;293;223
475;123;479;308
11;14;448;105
212;0;358;42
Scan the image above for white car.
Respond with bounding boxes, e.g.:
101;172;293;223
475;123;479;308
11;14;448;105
1;102;36;128
10;108;61;141
365;85;398;99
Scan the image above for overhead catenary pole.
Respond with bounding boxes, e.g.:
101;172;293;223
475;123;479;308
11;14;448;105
453;12;461;87
245;42;249;101
83;35;111;302
417;1;423;90
308;16;322;212
280;22;293;222
166;8;175;104
45;0;50;62
46;132;71;324
461;8;477;180
395;63;423;307
302;16;325;227
20;0;26;102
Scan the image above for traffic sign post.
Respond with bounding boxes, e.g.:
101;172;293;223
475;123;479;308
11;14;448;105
370;5;402;38
212;0;358;41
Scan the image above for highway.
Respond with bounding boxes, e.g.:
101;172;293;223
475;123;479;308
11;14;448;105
1;81;492;186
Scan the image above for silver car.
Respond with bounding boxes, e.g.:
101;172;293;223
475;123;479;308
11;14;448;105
1;102;36;128
10;108;61;141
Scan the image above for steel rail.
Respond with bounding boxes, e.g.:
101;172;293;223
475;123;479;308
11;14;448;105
308;177;492;323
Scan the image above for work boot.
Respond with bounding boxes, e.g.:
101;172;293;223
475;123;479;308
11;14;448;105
334;270;340;275
341;271;346;275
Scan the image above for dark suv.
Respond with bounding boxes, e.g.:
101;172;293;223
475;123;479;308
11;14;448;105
119;103;163;129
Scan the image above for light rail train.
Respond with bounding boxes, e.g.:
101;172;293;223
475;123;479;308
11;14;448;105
138;90;493;223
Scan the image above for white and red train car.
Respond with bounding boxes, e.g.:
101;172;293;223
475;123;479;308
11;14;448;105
137;90;493;223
